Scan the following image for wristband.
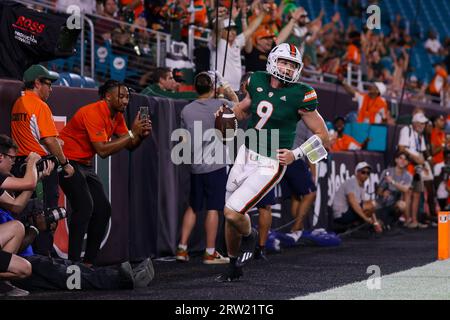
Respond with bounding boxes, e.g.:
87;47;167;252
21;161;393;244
61;159;70;168
292;147;304;160
128;130;135;139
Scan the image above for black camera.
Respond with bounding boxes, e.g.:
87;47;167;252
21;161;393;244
21;199;67;230
36;155;60;172
19;155;60;175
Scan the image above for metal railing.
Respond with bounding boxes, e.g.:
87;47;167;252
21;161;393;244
188;25;211;61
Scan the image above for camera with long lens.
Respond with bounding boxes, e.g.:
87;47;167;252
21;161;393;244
21;199;67;230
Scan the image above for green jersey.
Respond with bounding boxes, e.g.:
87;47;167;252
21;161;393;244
245;71;318;158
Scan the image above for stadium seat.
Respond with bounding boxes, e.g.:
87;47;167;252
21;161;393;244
59;72;83;88
53;77;70;87
343;123;387;152
82;76;97;88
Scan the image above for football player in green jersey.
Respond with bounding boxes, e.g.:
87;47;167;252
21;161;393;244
216;43;329;282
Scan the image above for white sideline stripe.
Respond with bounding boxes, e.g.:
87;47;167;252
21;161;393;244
293;259;450;300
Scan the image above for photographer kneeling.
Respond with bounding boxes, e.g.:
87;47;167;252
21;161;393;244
0;135;154;294
375;151;413;229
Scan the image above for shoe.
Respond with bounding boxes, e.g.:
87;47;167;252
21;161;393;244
203;251;230;265
236;228;258;267
176;248;189;262
132;258;155;288
406;222;418;229
254;246;269;262
215;261;243;282
417;222;429;229
0;281;29;297
118;262;135;289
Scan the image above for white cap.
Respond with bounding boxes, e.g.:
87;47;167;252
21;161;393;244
412;112;428;123
410;75;418;82
373;82;386;96
222;19;236;29
355;161;372;174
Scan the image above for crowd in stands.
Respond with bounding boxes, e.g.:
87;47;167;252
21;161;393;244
33;0;449;106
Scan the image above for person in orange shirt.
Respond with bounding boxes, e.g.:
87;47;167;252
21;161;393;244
345;31;361;65
58;80;152;265
431;115;447;173
119;0;144;19
338;73;392;124
329;116;368;152
427;62;448;103
10;64;75;256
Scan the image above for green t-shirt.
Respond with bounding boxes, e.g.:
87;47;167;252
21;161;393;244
141;84;198;100
245;71;318;158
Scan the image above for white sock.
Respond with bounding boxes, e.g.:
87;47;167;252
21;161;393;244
288;230;303;242
206;248;215;255
178;244;187;251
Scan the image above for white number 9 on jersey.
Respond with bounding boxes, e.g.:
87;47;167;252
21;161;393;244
255;101;273;130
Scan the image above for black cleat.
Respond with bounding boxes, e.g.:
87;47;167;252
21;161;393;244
254;246;269;262
236;228;258;267
215;262;243;282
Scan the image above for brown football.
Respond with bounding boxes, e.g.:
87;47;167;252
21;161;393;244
215;106;238;143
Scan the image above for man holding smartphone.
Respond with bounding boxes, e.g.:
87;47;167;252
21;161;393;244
58;80;152;265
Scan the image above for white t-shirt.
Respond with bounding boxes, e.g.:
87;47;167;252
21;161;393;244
210;33;246;91
425;38;442;54
398;125;427;155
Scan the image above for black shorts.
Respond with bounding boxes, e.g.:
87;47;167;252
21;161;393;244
0;250;12;273
334;208;361;225
280;159;317;198
256;188;276;208
190;167;227;212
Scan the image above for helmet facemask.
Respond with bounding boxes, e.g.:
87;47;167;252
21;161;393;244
266;44;303;84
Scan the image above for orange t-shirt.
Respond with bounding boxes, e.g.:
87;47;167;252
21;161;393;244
330;134;362;152
346;44;361;65
428;67;448;95
357;93;388;124
11;91;58;157
59;100;129;165
431;128;445;164
120;0;144;18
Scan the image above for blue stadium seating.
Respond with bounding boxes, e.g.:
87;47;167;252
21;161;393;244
81;76;96;88
295;0;450;82
56;73;97;88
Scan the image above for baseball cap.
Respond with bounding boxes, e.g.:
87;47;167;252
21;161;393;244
222;19;236;29
254;28;275;41
373;82;386;96
355;161;372;174
23;65;59;83
412;112;428;123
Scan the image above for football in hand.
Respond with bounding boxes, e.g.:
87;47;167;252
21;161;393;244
214;106;238;143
